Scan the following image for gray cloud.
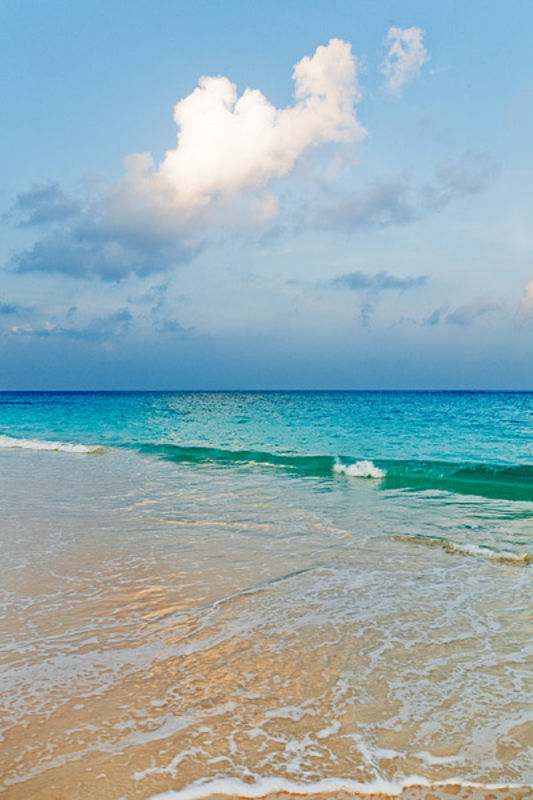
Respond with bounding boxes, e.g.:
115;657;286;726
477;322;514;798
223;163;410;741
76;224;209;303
329;270;427;292
139;281;170;307
319;152;498;233
153;318;187;335
12;183;79;227
423;152;499;212
319;175;415;231
446;300;500;327
6;136;497;283
360;300;373;328
0;303;19;315
422;305;448;326
12;231;198;282
326;269;427;327
8;309;132;341
65;308;132;340
388;316;418;329
0;302;32;315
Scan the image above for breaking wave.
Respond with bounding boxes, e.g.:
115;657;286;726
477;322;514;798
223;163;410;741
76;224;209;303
334;459;386;478
4;430;533;502
136;442;533;501
0;434;103;454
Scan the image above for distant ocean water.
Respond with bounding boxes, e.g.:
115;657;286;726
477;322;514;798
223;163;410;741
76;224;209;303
0;391;531;800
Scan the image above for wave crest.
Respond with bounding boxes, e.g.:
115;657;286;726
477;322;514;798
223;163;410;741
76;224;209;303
334;459;386;479
134;443;533;501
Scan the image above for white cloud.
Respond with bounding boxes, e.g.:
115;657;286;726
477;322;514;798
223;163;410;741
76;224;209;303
381;26;429;97
11;39;366;280
108;38;365;233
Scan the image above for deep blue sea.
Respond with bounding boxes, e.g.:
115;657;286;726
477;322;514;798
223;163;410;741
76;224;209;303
0;392;532;800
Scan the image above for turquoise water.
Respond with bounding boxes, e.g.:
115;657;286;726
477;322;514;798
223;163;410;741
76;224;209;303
0;392;532;798
2;391;533;461
2;391;533;501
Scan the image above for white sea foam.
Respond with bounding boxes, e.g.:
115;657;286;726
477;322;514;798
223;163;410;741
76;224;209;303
316;719;341;739
334;459;386;478
443;541;532;564
145;777;413;800
145;776;529;800
264;704;315;722
395;535;532;566
0;434;103;454
351;732;404;765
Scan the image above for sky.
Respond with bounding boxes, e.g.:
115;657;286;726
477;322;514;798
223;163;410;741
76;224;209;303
1;0;533;389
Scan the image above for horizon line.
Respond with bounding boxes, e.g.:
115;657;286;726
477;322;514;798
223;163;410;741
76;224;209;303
2;388;533;394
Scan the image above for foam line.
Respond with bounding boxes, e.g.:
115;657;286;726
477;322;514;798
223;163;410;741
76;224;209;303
0;434;103;454
394;535;532;565
145;776;531;800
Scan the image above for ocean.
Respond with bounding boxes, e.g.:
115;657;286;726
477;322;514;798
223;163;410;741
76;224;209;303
0;391;531;800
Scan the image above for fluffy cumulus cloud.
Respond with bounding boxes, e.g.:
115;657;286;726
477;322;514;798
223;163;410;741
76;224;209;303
104;37;364;238
7;31;497;291
9;39;364;281
157;38;363;210
381;26;429;96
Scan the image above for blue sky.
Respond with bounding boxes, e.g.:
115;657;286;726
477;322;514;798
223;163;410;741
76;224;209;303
1;0;533;389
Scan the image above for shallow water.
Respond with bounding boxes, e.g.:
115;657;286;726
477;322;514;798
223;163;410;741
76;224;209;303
0;392;532;799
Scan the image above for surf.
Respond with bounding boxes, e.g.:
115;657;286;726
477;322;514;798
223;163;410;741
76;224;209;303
145;777;532;800
394;534;532;566
0;434;104;454
135;442;533;502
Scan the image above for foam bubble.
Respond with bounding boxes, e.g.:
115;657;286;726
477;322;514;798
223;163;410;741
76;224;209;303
0;434;103;454
334;459;386;479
